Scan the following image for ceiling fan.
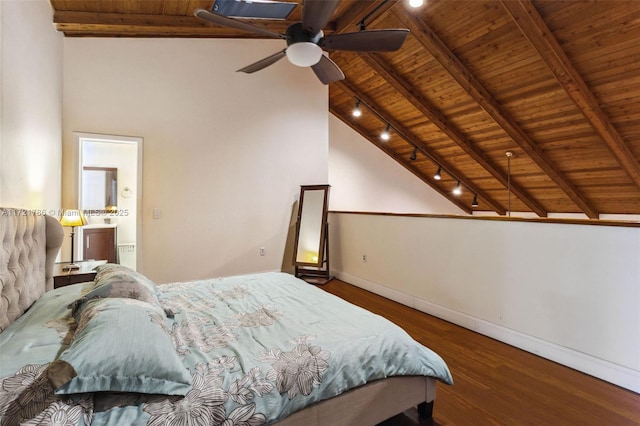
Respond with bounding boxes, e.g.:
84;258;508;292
194;0;410;84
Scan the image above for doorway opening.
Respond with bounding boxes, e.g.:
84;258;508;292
76;133;143;271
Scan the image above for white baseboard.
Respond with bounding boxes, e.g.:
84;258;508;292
334;272;640;394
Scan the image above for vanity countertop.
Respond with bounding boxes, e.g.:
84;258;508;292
83;223;117;229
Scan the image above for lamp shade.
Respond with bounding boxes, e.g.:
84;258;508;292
59;209;87;227
286;42;322;67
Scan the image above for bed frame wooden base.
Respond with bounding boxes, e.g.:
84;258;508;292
275;376;436;425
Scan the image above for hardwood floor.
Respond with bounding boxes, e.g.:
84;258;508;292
320;279;640;426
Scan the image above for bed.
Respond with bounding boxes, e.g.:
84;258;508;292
0;208;452;425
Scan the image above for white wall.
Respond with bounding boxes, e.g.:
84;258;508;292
1;0;62;209
62;38;328;283
329;213;640;392
329;114;464;214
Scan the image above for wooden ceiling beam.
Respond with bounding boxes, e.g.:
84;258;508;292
52;10;333;37
358;52;546;217
392;8;599;219
54;11;216;27
334;0;399;33
501;0;640;197
334;1;381;32
334;79;506;215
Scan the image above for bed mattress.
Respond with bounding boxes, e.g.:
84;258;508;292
0;271;452;425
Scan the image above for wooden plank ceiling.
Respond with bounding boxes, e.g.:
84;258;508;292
49;0;640;218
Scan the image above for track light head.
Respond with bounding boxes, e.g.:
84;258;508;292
410;147;417;161
453;181;462;196
434;166;442;181
381;124;391;141
352;100;362;117
472;194;479;208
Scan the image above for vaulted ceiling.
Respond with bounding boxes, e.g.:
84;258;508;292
49;0;640;218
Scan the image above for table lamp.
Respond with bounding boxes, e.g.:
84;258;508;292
59;209;87;271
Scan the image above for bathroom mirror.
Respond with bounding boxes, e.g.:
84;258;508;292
82;167;118;211
292;184;332;284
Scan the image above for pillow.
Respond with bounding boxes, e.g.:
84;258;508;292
69;264;167;318
93;263;160;298
48;298;192;396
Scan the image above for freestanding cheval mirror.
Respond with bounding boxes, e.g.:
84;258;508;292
293;184;333;284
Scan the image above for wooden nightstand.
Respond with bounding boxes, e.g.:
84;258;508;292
53;260;108;289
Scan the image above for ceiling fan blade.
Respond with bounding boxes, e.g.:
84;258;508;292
237;50;287;73
302;0;341;35
194;8;286;39
311;55;345;85
320;29;410;52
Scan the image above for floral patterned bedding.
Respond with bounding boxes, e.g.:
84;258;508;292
0;272;452;425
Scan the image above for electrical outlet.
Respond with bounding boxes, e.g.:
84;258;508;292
362;254;367;262
260;247;265;256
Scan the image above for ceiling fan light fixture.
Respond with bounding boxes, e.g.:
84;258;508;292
409;0;425;8
286;42;323;67
196;2;409;84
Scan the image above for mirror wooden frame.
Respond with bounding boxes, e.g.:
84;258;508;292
292;184;333;284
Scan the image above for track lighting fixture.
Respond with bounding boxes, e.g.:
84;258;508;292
453;181;462;196
345;98;479;205
381;124;391;141
433;166;442;181
352;100;362;118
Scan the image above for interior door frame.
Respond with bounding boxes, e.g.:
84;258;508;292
75;132;143;272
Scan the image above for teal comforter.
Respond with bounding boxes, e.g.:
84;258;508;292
0;272;452;425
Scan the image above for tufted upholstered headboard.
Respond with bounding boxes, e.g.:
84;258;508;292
0;208;64;331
